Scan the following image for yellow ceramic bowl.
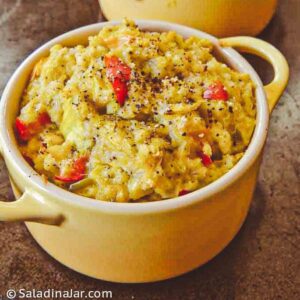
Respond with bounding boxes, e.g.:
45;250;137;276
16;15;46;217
100;0;278;37
0;21;288;283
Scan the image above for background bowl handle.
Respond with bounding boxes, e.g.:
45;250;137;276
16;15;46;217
219;37;289;113
0;188;64;225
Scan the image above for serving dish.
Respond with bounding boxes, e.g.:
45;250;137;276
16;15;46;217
100;0;278;37
0;20;288;283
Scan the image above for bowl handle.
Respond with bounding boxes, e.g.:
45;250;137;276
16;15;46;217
0;139;63;225
220;37;289;113
0;188;64;225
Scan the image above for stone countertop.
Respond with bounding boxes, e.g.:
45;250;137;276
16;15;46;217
0;0;299;299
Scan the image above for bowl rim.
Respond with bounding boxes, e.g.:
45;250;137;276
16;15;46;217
0;20;269;214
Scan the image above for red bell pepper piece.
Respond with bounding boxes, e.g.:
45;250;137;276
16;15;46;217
203;82;228;101
199;152;213;167
55;156;88;183
54;174;85;183
105;55;131;81
179;189;189;196
37;112;51;125
112;77;128;106
15;112;51;141
104;55;131;106
15;118;31;141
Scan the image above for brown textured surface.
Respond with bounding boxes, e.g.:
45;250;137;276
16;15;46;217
0;0;299;299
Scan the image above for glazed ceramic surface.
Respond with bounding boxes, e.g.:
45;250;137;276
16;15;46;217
100;0;278;37
0;21;288;283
